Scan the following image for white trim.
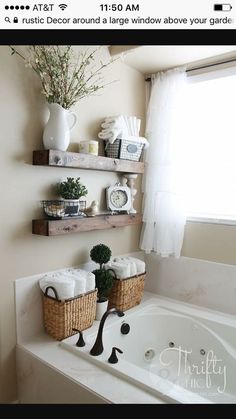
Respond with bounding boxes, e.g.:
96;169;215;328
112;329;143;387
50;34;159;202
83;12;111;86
187;216;236;226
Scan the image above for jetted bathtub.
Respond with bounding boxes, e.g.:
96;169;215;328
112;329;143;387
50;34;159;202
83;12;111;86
61;297;236;404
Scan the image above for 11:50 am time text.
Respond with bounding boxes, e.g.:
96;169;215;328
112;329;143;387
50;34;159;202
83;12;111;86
100;4;140;11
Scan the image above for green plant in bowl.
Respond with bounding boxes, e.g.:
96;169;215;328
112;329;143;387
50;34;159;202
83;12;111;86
57;177;88;216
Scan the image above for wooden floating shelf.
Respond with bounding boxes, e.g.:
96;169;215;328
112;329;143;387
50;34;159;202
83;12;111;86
33;150;144;174
32;213;142;236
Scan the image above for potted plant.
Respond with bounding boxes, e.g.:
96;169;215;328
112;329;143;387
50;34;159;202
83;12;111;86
57;177;88;216
90;244;114;320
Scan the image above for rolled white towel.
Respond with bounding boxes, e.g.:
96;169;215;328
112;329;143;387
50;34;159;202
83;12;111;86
98;131;110;140
98;128;121;142
101;127;118;136
39;274;75;300
113;256;145;275
67;269;96;293
127;257;146;275
104;115;123;124
101;121;121;129
105;261;130;280
85;272;96;292
114;257;137;277
69;274;86;296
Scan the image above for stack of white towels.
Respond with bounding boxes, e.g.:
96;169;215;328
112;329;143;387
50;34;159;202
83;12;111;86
39;269;96;301
98;115;149;149
105;257;145;280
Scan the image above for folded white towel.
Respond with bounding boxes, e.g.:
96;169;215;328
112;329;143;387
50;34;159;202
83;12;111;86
39;274;75;300
137;119;141;136
105;261;130;280
67;269;96;293
122;115;142;137
130;116;136;136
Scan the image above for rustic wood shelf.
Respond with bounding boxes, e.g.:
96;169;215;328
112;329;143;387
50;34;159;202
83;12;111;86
33;150;144;174
32;213;142;236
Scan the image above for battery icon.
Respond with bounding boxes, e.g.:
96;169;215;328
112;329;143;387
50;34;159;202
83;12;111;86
214;4;232;10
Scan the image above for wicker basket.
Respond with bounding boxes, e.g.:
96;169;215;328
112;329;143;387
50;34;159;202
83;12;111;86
104;138;144;162
42;286;97;341
108;272;145;312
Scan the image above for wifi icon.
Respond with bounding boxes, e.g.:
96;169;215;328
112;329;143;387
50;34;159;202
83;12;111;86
59;4;68;11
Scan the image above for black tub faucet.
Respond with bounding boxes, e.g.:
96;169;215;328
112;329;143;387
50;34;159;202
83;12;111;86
108;347;123;364
90;308;124;356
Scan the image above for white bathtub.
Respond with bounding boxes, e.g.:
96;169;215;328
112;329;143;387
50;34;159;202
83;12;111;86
61;297;236;404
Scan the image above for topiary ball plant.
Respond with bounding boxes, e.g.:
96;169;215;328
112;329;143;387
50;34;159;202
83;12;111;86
90;244;113;301
90;243;112;270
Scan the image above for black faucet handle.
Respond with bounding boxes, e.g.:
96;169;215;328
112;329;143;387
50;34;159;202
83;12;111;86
72;328;86;347
106;307;125;317
108;347;123;364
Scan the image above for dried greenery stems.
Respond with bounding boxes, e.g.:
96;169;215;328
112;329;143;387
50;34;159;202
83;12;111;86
9;45;115;109
58;177;88;200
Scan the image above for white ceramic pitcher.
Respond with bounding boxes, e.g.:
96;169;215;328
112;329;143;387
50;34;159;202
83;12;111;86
43;103;77;151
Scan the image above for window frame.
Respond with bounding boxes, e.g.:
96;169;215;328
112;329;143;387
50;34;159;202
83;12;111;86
184;62;236;225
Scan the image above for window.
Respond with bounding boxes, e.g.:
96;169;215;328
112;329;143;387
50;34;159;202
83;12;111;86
181;69;236;222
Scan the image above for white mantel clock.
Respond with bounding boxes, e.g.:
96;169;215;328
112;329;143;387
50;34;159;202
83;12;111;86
106;183;132;212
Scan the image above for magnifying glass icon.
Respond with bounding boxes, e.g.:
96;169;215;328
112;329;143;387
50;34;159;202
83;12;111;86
5;17;11;23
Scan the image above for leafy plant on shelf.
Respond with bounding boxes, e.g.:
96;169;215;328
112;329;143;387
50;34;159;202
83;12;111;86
57;177;88;200
90;244;114;302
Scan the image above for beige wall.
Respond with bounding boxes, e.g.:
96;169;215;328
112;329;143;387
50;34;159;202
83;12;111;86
182;222;236;265
0;46;146;402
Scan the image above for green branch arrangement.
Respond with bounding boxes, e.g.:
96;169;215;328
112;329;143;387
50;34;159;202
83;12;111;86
9;45;117;109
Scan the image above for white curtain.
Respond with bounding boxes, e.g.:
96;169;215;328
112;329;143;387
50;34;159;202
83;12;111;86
140;67;187;258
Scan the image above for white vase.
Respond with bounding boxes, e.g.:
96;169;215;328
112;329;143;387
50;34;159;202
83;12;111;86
43;103;77;151
95;298;108;321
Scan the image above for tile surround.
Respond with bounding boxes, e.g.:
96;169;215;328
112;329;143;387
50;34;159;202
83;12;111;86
145;254;236;315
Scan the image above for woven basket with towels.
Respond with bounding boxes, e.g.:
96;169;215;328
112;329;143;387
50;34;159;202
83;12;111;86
98;115;149;161
39;269;97;340
108;272;145;312
43;286;97;341
106;256;146;311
